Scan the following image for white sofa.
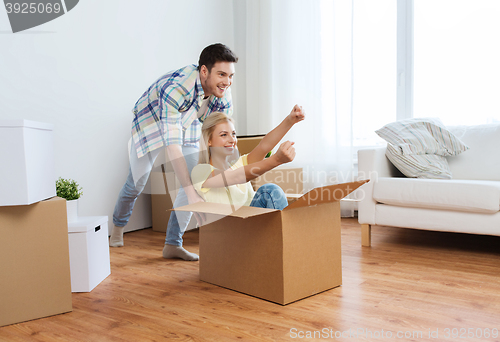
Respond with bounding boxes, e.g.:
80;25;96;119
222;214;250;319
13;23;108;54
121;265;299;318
357;123;500;246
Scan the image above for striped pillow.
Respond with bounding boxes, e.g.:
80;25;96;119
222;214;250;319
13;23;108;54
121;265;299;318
385;144;452;179
375;118;469;156
376;118;469;179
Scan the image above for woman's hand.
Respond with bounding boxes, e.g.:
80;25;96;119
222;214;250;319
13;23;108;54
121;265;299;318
287;104;305;125
273;141;296;165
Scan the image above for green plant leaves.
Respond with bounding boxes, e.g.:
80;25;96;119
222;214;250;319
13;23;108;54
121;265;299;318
55;177;83;200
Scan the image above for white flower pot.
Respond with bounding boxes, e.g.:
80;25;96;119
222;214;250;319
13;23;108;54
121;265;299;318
66;199;79;223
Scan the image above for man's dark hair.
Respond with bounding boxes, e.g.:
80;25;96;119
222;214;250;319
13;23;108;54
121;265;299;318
198;43;238;72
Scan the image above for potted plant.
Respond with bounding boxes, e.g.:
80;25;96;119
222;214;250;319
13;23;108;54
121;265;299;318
56;177;83;223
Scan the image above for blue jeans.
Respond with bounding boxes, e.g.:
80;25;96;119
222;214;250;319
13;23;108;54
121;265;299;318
164;146;199;246
249;183;288;210
112;145;199;247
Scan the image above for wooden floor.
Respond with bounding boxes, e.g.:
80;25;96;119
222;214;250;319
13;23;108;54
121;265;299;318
1;218;500;342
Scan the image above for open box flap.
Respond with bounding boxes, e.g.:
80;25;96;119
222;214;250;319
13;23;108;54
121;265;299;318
284;180;369;211
173;202;279;219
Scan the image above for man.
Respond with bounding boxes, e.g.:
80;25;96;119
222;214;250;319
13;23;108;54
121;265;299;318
110;43;238;261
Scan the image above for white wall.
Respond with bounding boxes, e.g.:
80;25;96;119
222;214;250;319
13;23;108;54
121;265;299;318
0;0;235;233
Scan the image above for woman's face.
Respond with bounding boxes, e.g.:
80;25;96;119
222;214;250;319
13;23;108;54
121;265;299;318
208;121;237;156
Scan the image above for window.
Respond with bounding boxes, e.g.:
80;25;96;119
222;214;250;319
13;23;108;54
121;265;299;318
317;1;497;151
321;0;397;148
353;0;397;146
412;0;500;125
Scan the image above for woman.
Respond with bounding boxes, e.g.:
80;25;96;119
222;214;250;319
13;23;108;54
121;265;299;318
191;105;305;212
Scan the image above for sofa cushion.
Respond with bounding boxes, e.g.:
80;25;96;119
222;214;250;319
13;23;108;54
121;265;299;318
385;144;452;179
373;177;500;214
447;123;500;181
376;117;469;156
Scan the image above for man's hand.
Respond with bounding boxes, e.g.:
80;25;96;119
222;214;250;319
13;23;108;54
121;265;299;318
273;141;296;165
287;104;305;125
186;190;206;226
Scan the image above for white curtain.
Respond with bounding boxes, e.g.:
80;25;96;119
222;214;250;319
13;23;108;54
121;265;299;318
240;0;357;216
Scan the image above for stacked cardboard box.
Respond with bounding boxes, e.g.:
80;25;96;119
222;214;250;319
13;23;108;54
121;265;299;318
68;216;111;292
0;120;56;206
0;120;72;326
0;197;73;326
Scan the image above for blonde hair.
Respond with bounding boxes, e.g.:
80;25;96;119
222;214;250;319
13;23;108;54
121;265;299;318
198;112;235;164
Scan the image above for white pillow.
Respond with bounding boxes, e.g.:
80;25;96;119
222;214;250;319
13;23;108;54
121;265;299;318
375;117;469;156
385;144;452;179
376;118;469;179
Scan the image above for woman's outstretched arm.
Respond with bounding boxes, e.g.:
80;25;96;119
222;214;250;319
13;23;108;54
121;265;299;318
247;105;305;165
202;141;296;188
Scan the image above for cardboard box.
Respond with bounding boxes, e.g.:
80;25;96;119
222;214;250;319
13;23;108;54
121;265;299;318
252;167;304;194
150;163;199;233
237;135;302;195
236;134;265;155
150;164;176;233
175;180;368;305
68;216;111;292
0;197;72;327
0;120;56;206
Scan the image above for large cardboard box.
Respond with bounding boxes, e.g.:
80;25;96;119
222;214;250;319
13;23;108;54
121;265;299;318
252;167;304;194
0;120;56;206
0;197;73;327
68;216;111;292
175;180;368;305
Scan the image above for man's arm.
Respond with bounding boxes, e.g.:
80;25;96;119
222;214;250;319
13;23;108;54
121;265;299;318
167;144;206;225
166;144;203;204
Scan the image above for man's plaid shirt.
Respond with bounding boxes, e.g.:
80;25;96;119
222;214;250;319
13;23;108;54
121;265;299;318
131;64;233;158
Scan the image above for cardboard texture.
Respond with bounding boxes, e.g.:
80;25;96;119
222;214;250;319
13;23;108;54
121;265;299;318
0;120;56;206
0;197;73;326
252;167;304;194
150;152;200;233
175;180;368;305
150;164;175;232
237;136;303;195
68;216;111;292
236;135;265;155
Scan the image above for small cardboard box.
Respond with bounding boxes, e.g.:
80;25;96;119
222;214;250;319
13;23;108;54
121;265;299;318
236;134;265;155
68;216;111;292
0;197;72;327
0;120;56;206
175;180;367;305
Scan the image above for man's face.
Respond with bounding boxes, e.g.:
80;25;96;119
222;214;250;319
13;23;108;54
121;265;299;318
200;61;235;98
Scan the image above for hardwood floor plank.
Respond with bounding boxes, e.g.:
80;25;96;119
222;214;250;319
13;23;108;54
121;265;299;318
1;219;500;341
